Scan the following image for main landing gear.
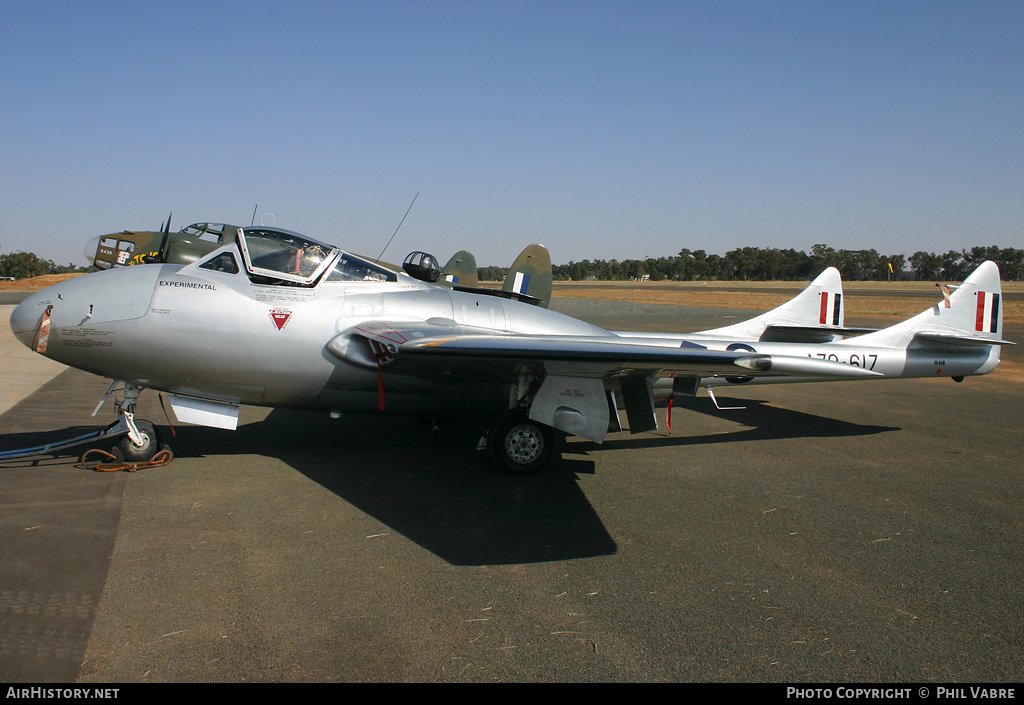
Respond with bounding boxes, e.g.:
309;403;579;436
484;409;558;475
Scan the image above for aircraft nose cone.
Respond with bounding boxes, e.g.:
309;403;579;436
84;236;100;265
9;293;45;350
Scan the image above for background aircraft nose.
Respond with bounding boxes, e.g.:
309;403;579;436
84;236;99;265
9;294;44;349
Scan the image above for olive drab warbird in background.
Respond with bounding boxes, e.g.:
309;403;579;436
497;243;553;308
399;245;553;308
85;214;240;269
433;244;553;309
440;250;478;288
10;225;1013;474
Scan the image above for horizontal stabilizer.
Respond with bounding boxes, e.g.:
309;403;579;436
762;323;879;343
451;284;544;306
913;331;1016;347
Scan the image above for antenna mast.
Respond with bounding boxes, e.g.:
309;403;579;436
376;192;419;262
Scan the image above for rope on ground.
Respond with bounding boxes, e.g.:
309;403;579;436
80;447;174;472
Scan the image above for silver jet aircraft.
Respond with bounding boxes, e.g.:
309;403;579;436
8;227;1012;474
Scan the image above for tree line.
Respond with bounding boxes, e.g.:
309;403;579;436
545;245;1024;283
0;251;88;280
3;245;1021;283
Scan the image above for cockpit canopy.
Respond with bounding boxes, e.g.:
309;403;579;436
402;251;441;282
234;227;397;286
180;223;235;241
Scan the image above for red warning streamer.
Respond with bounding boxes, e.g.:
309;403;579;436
370;340;390;412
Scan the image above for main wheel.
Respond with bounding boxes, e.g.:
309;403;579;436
488;410;557;475
116;420;161;463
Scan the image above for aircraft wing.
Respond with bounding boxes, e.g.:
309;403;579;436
336;320;883;380
395;330;881;442
333;320;882;443
398;333;883;379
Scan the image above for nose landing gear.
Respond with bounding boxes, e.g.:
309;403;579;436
79;381;172;470
0;382;171;470
116;417;161;463
104;384;167;464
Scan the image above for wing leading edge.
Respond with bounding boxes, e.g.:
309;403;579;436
399;334;883;379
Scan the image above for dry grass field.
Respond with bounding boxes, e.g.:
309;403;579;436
0;273;85;290
553;278;1024;324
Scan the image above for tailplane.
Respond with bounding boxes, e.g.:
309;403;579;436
501;244;553;308
440;250;478;288
693;267;875;343
855;260;1014;351
448;244;554;308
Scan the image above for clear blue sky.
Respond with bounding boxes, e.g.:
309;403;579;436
2;0;1022;267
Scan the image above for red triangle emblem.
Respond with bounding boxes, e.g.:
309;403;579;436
270;309;292;330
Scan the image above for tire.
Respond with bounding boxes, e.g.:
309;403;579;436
116;420;161;463
488;410;557;475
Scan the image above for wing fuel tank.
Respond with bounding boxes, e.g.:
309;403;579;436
733;354;883;377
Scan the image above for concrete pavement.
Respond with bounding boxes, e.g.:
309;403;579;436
0;305;68;416
2;300;1022;683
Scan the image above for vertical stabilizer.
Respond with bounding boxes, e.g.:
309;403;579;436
503;244;553;308
441;250;478;288
692;267;858;342
855;260;1009;349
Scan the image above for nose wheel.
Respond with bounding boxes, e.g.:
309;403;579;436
115;418;162;463
97;382;169;465
487;409;557;475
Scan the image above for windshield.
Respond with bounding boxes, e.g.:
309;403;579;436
237;227;340;285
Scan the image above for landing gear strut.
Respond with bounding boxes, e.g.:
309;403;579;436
487;409;557;475
115;418;161;463
0;382;167;467
103;383;163;464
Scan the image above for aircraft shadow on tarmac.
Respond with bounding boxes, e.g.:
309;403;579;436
0;412;616;567
574;395;901;454
164;410;618;567
1;395;898;568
